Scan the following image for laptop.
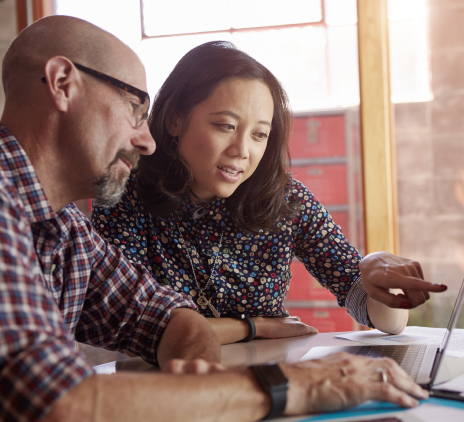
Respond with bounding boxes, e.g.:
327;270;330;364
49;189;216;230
301;279;464;398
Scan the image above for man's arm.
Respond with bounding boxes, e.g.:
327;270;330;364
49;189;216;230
157;308;221;366
75;209;219;366
43;352;429;422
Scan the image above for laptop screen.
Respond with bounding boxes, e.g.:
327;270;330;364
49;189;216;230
430;279;464;384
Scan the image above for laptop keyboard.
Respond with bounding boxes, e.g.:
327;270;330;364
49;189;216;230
355;344;427;381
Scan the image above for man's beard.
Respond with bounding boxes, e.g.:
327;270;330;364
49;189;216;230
93;149;140;207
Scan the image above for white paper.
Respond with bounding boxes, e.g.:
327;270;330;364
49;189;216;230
435;371;464;392
336;327;464;358
336;328;437;345
408;402;464;421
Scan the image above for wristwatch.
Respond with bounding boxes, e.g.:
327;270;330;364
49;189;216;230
250;364;289;420
227;313;256;342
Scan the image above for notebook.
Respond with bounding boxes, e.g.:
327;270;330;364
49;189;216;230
301;279;464;398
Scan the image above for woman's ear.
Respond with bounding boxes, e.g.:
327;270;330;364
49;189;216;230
165;112;182;137
43;56;80;112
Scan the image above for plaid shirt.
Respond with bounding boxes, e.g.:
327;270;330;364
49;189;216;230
0;125;196;422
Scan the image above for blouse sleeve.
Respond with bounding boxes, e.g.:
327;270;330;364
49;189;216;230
91;173;153;272
291;180;371;326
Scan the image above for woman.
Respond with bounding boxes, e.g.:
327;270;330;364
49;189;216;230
92;41;445;344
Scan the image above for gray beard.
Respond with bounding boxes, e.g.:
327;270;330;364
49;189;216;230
93;149;139;207
93;170;129;207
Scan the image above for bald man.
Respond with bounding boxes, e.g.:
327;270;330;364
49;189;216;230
0;15;429;422
0;15;222;421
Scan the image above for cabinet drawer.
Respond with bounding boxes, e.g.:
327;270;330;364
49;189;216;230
289;115;345;158
292;164;347;205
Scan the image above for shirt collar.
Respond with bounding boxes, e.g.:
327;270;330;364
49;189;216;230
0;125;56;223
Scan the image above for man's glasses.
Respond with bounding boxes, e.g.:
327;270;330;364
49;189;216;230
41;62;150;128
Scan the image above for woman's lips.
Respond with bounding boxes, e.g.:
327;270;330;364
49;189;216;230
217;166;243;181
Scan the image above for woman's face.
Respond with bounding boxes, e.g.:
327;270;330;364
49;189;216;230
172;78;274;201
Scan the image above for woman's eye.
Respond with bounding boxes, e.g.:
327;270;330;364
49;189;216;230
215;123;235;131
255;132;269;141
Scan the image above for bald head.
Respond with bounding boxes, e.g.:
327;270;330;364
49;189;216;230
2;15;145;99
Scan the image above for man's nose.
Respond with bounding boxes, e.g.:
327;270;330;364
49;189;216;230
132;121;156;155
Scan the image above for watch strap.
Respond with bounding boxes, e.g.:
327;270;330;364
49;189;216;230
250;364;289;420
243;315;256;342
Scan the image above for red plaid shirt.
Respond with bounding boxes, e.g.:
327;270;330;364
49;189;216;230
0;125;196;421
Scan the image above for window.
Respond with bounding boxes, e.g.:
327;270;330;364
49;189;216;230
56;0;430;110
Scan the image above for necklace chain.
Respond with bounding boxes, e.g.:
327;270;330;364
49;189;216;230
175;222;223;318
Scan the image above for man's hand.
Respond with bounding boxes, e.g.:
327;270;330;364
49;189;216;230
254;316;318;339
157;308;221;367
360;251;447;309
282;352;429;415
162;358;226;374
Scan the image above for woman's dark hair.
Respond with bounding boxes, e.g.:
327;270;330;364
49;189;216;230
137;40;297;233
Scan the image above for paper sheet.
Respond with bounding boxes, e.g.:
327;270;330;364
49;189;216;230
336;327;464;358
435;371;464;393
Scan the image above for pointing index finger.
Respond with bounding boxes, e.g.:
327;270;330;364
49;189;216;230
388;276;447;293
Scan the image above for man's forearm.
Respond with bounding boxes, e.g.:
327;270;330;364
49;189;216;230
44;370;269;422
157;308;221;366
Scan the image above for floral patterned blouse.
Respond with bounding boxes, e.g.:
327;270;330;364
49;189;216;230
91;174;370;325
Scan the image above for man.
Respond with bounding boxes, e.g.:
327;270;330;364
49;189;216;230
0;15;430;422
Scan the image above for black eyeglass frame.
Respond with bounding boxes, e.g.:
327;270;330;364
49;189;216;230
41;62;150;127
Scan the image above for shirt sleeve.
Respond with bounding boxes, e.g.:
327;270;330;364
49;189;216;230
345;275;374;328
292;180;366;313
74;206;197;364
0;186;93;422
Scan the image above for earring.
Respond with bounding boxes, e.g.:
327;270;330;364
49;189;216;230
170;136;178;152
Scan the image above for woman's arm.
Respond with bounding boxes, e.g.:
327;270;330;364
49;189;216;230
361;251;448;334
207;316;317;345
366;293;409;334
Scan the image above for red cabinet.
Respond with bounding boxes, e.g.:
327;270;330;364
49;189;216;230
285;109;365;332
289;115;346;158
292;163;348;206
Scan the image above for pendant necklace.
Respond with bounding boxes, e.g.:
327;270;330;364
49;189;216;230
175;222;223;318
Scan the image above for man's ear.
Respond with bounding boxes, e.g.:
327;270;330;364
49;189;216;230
43;56;80;112
165;112;183;137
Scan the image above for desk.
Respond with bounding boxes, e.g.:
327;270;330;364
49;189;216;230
86;332;464;422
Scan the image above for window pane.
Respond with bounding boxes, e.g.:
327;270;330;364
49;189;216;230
231;0;322;29
327;24;359;106
139;32;233;96
389;18;431;102
56;0;142;48
231;26;328;111
142;0;322;37
143;0;230;37
325;0;357;26
388;0;427;20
